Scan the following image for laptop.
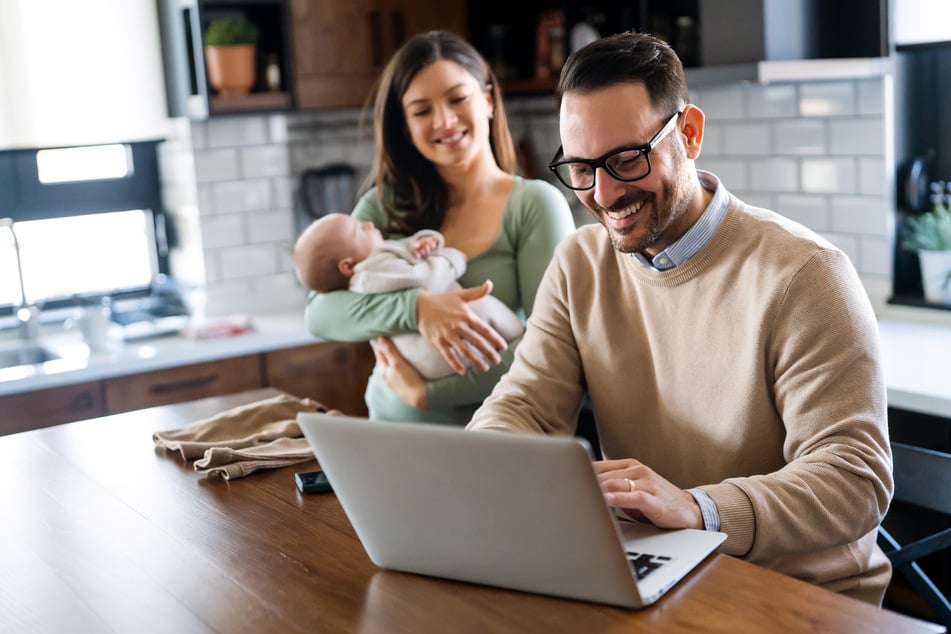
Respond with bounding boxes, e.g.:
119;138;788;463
297;412;726;609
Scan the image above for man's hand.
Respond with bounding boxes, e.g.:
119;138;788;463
416;281;507;375
593;459;704;530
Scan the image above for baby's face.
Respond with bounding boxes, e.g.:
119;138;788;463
340;216;384;262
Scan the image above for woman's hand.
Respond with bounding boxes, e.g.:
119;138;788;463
416;280;508;375
593;459;704;530
372;337;427;409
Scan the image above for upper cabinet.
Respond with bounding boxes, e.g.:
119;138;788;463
468;0;887;96
290;0;466;110
157;0;295;118
892;0;951;48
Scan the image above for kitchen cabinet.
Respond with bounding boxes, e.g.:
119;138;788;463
893;0;951;48
263;341;374;415
105;354;264;414
468;0;886;96
0;381;105;436
157;0;295;118
289;0;466;109
0;340;376;435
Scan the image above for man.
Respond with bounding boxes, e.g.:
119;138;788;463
466;32;893;605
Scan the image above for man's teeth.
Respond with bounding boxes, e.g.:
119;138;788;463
606;200;644;220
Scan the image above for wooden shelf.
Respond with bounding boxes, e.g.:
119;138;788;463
209;90;291;114
500;76;558;96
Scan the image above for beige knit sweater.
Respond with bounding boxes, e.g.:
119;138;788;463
468;193;893;604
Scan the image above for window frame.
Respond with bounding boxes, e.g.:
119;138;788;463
0;140;170;316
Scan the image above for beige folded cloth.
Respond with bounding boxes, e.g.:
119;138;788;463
194;436;315;480
153;392;335;479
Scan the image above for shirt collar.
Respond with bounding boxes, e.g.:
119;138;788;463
633;171;728;271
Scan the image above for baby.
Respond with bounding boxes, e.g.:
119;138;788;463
293;213;524;379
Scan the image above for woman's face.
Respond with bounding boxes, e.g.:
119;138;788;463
400;59;493;171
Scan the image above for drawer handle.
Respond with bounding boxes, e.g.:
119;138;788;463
151;373;219;394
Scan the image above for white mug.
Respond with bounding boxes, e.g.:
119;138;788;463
77;306;114;352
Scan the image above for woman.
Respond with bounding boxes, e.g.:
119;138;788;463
305;30;574;424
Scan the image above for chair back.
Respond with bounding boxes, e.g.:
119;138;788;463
879;441;951;628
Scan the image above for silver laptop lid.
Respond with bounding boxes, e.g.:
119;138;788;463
299;413;650;608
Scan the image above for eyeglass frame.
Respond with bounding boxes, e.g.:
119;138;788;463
547;109;684;191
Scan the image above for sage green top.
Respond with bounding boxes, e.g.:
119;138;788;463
305;176;575;424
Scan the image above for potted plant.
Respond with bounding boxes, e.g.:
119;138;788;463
901;181;951;304
203;15;259;97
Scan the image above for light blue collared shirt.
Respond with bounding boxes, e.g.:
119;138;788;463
632;171;727;532
632;171;728;272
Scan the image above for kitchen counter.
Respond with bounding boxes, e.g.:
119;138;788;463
2;312;950;421
0;311;316;397
879;318;951;419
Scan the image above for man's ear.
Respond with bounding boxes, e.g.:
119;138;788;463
338;258;357;277
680;104;705;160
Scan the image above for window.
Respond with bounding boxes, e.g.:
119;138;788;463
0;141;169;318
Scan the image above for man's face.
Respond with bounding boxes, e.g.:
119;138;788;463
559;83;700;256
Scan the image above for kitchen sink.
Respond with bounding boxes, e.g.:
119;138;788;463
0;344;60;369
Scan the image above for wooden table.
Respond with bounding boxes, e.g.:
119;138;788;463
0;388;944;633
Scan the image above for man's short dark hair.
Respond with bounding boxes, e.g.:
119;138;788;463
557;31;689;117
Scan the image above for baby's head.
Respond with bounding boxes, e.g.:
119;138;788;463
293;213;384;292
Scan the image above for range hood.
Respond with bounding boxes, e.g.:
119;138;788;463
686;57;894;87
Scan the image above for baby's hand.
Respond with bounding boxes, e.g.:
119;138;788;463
413;235;440;259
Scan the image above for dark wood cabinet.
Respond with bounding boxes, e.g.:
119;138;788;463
0;381;106;436
289;0;466;109
0;340;375;434
263;341;374;415
105;354;265;414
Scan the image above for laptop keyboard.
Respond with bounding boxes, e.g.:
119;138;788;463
625;551;672;580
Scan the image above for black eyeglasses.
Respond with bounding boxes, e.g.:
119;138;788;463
548;110;683;191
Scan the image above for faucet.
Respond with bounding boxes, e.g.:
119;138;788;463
0;218;40;342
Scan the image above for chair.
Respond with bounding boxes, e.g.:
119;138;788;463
878;441;951;627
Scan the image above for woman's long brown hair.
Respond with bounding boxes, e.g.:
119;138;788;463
365;30;516;235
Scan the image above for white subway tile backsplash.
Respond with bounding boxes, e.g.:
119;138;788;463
194;149;240;183
773;120;826;155
829;119;884;156
747;84;798;119
197;184;216;216
750;158;799;192
830;196;889;236
860;237;892;276
820;232;860;266
698;158;748;190
799;82;856;117
213;179;272;214
775;193;829;230
801;158;857;193
241;145;290;178
857;79;884;116
693;84;746;120
200;213;246;249
189;120;208;150
245;208;296;245
858;158;887;196
162;75;894;316
699;124;724;155
218;244;277;279
207;117;268;148
272;176;296;210
733;192;773;209
722;122;771;155
267;114;289;144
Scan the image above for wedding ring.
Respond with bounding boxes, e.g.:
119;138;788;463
626;478;636;493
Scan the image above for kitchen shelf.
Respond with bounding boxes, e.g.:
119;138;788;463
209;90;291;113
